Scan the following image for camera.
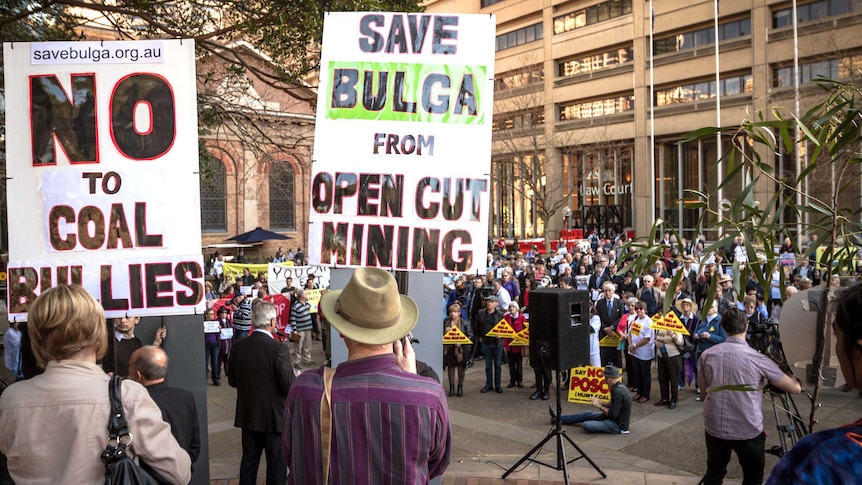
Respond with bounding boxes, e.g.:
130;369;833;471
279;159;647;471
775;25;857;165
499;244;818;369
747;319;791;374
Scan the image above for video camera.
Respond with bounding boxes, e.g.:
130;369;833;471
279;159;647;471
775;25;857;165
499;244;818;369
747;318;792;375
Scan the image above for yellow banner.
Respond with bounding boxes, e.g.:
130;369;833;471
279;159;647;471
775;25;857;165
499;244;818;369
599;333;620;348
223;262;292;283
567;366;611;404
443;325;473;344
651;311;690;335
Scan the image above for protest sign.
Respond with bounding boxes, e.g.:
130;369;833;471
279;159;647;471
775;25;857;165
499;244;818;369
203;320;220;333
652;311;690;335
308;13;495;273
567;366;612;404
516;326;529;343
267;264;331;293
223;262;274;283
306;288;323;314
4;40;203;319
599;333;621;348
485;319;516;338
443;325;472;344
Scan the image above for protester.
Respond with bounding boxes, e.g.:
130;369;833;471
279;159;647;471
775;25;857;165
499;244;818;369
628;301;655;403
474;294;506;393
503;301;526;389
693;300;726;398
767;283;862;484
550;365;631;434
443;303;471;397
698;308;802;485
103;314;166;377
596;281;624;367
129;346;201;479
228;301;294;485
203;308;221;386
0;285;191;484
216;306;233;380
283;268;451;484
289;288;314;369
3;321;21;377
654;326;684;409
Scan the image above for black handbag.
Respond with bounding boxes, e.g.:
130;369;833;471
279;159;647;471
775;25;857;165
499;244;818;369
101;376;159;485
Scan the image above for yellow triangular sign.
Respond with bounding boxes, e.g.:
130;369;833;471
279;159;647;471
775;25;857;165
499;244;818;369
443;325;472;344
516;326;529;343
651;311;691;336
486;319;517;338
509;337;530;346
651;312;663;324
599;332;621;348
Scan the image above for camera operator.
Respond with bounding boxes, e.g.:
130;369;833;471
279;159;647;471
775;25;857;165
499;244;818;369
766;283;862;484
698;308;802;485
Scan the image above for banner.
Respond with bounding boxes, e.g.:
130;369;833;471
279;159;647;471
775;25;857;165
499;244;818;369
567;366;612;404
267;264;331;293
308;13;495;273
4;40;202;319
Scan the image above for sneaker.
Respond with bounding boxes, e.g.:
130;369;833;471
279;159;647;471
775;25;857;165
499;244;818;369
620;430;630;435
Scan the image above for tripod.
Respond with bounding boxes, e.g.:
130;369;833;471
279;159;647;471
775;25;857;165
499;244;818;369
764;385;808;458
502;369;606;484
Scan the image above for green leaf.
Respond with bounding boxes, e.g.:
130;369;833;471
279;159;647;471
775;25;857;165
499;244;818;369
708;384;760;393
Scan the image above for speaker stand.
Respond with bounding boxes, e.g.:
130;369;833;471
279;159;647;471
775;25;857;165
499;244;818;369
502;370;606;484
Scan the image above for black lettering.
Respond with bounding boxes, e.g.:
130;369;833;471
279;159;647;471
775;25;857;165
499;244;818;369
401;135;415;155
418;134;434;155
366;225;394;267
442;230;472;272
8;267;38;314
373;133;386;154
392;72;418;113
331;69;358;108
30;74;97;166
321;222;349;265
107;203;134;249
359;14;385;52
397;226;410;269
83;172;101;193
351;224;364;266
380;175;403;217
100;265;129;311
312;172;334;213
175;262;203;305
40;268;52;294
412;228;439;270
432;16;458;55
145;263;173;308
135;202;163;247
334;173;358;214
407;15;432;53
78;206;105;250
362;71;388;111
421;74;450;114
467;178;488;221
49;205;77;251
111;74;175;160
442;178;464;221
455;74;478;115
415;177;440;219
56;266;83;286
129;264;145;308
385;15;408;53
102;171;122;194
358;174;380;216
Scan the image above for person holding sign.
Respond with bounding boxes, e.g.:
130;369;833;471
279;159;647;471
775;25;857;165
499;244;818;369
550;365;631;434
474;295;506;393
654;325;685;409
628;301;655;403
443;303;472;397
503;302;526;389
203;308;222;386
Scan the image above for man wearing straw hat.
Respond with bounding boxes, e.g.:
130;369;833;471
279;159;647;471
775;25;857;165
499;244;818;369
282;268;451;485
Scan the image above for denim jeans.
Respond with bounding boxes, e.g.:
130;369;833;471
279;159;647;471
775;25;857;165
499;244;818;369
482;343;504;388
205;340;220;383
560;411;623;434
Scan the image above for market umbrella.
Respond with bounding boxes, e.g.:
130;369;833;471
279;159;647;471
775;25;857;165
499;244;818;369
227;227;291;261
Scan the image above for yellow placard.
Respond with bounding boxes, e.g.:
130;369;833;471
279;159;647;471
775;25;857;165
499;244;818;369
516;326;529;343
630;322;643;337
486;319;517;338
651;311;690;336
443;325;473;344
508;337;529;346
306;288;323;314
567;366;611;404
651;312;663;323
599;333;621;348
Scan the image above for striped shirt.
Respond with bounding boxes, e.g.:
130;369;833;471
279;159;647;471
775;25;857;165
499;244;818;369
698;337;787;440
290;300;312;332
282;354;451;485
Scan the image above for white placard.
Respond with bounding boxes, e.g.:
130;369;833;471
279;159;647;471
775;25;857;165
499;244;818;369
219;327;234;340
204;320;220;333
267;264;331;294
3;40;203;320
308;13;495;274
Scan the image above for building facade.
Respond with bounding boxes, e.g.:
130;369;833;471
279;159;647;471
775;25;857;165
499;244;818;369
425;0;862;241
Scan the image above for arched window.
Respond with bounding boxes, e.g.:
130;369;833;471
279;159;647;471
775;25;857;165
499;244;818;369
269;161;295;230
200;157;227;232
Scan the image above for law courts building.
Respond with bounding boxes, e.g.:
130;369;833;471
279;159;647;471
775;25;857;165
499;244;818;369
425;0;862;241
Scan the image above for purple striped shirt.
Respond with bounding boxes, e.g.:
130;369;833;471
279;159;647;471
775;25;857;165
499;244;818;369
283;354;451;484
698;337;786;440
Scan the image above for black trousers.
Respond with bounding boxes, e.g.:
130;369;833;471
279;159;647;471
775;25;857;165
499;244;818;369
240;429;286;485
600;346;621;368
507;350;523;384
657;354;682;402
703;431;766;485
630;356;652;399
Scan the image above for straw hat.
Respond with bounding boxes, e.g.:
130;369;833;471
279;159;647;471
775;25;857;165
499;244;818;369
677;297;698;314
319;268;418;345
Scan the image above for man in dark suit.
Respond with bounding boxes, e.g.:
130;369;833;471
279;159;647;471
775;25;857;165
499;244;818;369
596;281;625;367
128;346;200;480
588;257;611;301
229;300;295;485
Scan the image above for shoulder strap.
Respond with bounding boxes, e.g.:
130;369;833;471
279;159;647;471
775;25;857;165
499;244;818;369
320;367;337;484
107;375;129;437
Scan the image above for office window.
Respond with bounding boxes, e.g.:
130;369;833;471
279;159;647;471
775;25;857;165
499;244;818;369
654;17;750;55
558;45;633;77
773;55;860;87
559;95;634;121
773;0;858;28
496;23;542;52
554;0;633;35
495;66;544;92
655;74;752;106
481;0;506;7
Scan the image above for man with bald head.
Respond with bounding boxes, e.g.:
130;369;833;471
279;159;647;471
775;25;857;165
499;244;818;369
129;346;201;476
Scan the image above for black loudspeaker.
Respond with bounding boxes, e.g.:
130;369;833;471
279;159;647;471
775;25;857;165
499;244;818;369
529;288;591;370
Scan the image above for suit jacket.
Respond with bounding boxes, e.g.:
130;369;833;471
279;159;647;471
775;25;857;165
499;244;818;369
596;297;625;334
588;271;610;294
228;330;295;433
143;383;201;482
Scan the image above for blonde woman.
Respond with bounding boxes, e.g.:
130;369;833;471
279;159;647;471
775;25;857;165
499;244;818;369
443;303;472;397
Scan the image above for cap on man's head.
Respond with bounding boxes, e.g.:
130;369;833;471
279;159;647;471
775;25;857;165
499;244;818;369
484;295;498;302
604;365;622;378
